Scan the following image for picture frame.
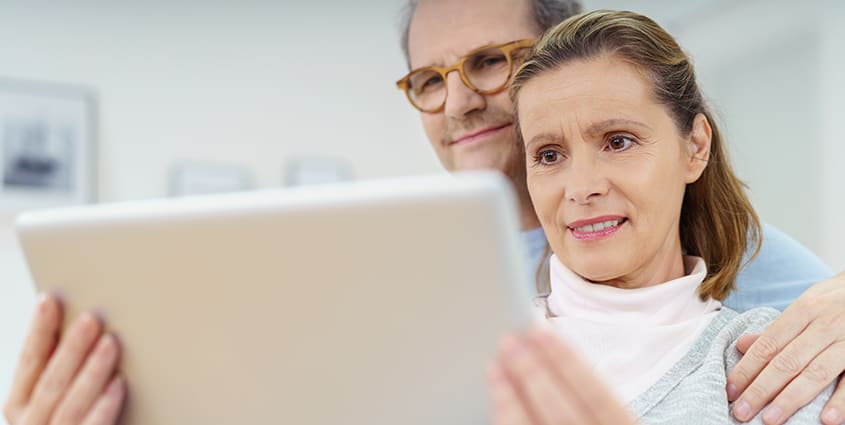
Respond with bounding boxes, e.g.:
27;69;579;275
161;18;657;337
0;78;97;211
283;156;353;187
168;161;254;197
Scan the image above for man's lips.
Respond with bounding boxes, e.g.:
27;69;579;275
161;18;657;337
450;123;512;146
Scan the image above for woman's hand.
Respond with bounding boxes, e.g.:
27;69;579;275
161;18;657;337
487;326;635;425
727;272;845;425
3;294;126;425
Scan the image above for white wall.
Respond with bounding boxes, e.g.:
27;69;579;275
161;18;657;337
0;0;438;202
0;213;35;425
819;0;845;275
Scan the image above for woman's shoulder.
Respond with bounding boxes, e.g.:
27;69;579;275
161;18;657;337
716;306;780;338
707;307;833;423
635;307;834;423
704;307;779;363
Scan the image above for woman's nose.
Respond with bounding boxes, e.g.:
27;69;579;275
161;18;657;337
565;159;609;204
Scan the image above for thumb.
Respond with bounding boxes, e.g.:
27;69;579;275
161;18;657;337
735;333;760;354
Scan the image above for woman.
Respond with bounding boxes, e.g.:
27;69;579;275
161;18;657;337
487;10;837;425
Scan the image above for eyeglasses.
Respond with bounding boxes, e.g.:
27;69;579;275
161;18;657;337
396;39;535;113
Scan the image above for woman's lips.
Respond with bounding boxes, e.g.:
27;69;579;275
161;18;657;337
568;218;628;241
451;123;512;146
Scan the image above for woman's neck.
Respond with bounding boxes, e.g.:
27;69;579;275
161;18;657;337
589;237;686;290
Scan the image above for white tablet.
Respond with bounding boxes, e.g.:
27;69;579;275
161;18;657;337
15;171;534;425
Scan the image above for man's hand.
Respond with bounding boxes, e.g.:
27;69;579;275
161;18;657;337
3;294;126;425
727;272;845;425
487;326;635;425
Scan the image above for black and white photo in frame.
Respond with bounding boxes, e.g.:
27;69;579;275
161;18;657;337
0;79;96;210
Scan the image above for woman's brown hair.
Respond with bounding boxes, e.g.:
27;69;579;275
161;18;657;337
512;10;761;301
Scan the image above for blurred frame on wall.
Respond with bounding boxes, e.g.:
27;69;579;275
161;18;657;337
284;156;353;187
168;161;254;197
0;78;97;210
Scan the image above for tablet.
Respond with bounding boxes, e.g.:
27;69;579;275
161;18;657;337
15;171;534;425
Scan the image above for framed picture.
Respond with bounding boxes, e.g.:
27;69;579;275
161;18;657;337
168;161;254;197
283;156;353;187
0;79;97;210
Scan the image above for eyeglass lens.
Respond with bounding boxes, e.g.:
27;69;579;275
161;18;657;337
407;46;515;111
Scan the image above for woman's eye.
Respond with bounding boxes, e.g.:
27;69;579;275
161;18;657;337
537;150;562;165
607;135;635;152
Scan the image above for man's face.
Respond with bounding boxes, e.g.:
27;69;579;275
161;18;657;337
407;0;540;176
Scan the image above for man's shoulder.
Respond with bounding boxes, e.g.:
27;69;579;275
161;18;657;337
742;223;831;281
729;222;832;312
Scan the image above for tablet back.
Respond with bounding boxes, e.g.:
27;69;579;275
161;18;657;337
16;171;534;425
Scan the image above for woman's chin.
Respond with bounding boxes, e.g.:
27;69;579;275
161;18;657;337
570;264;625;284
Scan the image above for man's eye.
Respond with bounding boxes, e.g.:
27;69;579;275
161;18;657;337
607;136;635;152
479;55;506;68
470;53;507;71
418;76;443;92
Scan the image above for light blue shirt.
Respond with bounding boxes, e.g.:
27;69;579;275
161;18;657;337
521;223;832;312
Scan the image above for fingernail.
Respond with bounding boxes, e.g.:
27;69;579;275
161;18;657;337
501;335;524;356
79;312;98;326
528;326;551;343
734;400;752;421
762;405;782;424
107;376;125;397
487;363;505;384
726;383;738;401
36;293;50;312
823;408;841;424
75;312;102;336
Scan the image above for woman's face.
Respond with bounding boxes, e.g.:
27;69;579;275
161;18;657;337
517;55;710;288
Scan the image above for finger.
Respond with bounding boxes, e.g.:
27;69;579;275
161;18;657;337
758;339;845;425
529;327;634;425
822;375;845;425
736;334;760;354
3;294;62;423
732;324;840;422
498;334;579;425
487;361;532;425
759;343;844;425
21;313;103;425
726;309;811;402
81;376;126;425
52;334;121;425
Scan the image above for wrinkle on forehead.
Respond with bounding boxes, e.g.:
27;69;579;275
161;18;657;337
407;0;537;69
517;57;659;140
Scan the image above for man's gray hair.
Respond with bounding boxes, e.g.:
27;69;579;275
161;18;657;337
398;0;583;66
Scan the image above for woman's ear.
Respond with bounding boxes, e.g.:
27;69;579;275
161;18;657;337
685;113;712;184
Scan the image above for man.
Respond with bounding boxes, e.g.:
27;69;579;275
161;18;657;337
396;0;845;423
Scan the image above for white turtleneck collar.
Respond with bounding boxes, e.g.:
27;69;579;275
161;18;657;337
544;255;722;405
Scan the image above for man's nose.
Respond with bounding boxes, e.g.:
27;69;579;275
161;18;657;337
442;71;486;119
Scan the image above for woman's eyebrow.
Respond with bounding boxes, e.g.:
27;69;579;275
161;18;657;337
526;133;564;150
525;118;652;148
585;118;653;137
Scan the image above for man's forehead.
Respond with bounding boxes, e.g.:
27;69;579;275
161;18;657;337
407;0;537;68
